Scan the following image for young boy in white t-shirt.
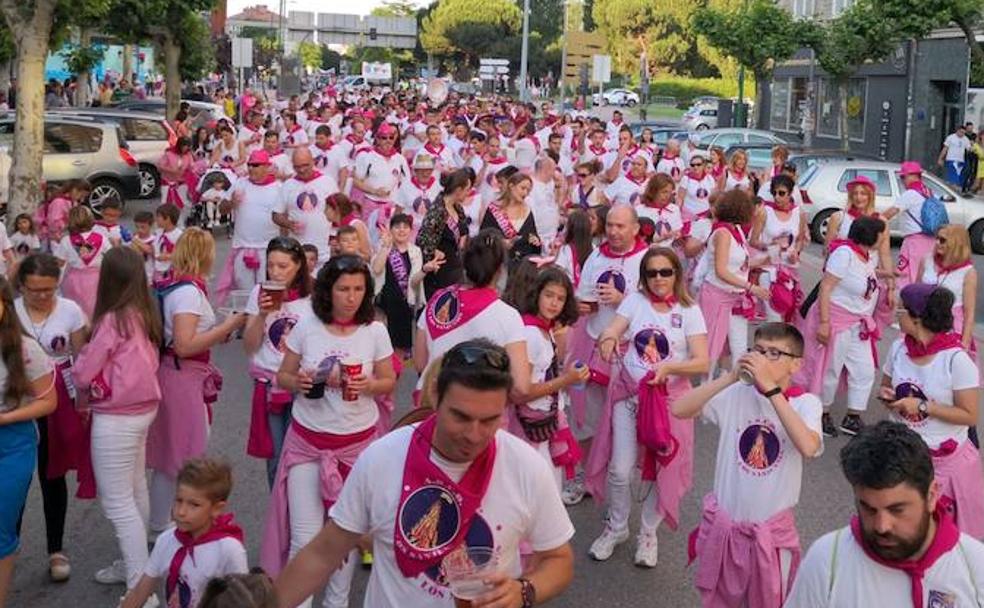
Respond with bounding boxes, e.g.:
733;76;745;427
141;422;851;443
672;322;823;608
120;458;248;608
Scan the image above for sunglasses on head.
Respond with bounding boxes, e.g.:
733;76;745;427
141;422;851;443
446;344;510;372
645;268;675;278
268;236;303;254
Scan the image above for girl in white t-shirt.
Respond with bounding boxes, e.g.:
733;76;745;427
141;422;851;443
272;254;397;608
591;248;709;567
917;224;978;352
10;214;40;263
880;284;984;538
554;210;595;289
54;205;111;319
243;236;313;488
724;149;753;193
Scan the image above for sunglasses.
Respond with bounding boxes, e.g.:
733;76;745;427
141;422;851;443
446;344;510;372
748;345;800;361
645;268;675;278
376;135;395;141
690;163;704;168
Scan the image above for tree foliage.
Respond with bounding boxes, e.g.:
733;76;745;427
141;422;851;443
296;40;321;70
370;0;418;18
175;11;214;82
420;0;522;65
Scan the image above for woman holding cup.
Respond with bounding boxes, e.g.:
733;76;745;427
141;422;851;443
243;236;312;489
262;254;396;608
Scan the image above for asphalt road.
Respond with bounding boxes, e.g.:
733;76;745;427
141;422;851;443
10;192;984;608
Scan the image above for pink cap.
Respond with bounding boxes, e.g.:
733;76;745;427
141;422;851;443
247;150;271;165
846;175;876;192
897;161;923;176
376;123;397;138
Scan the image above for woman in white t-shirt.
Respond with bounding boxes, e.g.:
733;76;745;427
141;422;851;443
638;173;684;248
879;284;984;538
568;160;608;211
270;254;396;608
917;224;978;352
0;276;56;608
147;229;246;536
724;149;753;193
243;237;312;489
590;248;709;567
554;210;595;289
749;174;807;323
14;254;88;582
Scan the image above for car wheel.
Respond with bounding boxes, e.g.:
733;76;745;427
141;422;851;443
969;220;984;255
88;179;124;217
810;208;837;244
626;99;637;107
696;123;710;131
138;164;160;198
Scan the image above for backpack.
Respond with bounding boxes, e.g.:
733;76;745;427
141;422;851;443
153;280;194;352
907;192;949;236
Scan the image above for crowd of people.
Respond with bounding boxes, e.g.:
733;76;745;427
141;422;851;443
1;81;983;608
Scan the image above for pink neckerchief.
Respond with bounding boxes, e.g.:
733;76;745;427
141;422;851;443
625;171;647;186
567;244;584;287
345;133;363;145
249;174;277;186
338;212;359;227
158;231;177;254
588;143;607;156
662;151;679;161
394;415;497;577
423;142;445;156
846;206;877;220
292;170;323;184
711;164;725;179
167;514;244;601
729;169;747;181
486;203;519;239
411;175;436;192
850;508;959;608
828;238;869;263
711;221;747;248
765;201;796;214
771;164;783;178
314;141;333;152
934;254;973;275
904;331;963;358
599;237;647;259
521;313;554;332
288;124;302;134
167;274;209;297
684;170;707;181
425;285;499;340
642;197;671;211
374;145;399;159
906;179;932;199
69;231;104;265
647;292;677;306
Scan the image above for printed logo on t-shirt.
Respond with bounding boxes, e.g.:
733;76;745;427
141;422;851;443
928;590;956;608
413;196;431;216
696;187;709;199
49;335;68;355
296;191;318;212
15;241;30;254
629;191;640;205
315;154;328;168
864;275;878;300
431;290;461;328
621;158;632;172
596;269;627;294
268;316;298;353
671;313;683;328
168;575;193;608
895;382;929;424
313;354;344;387
634;328;669;366
738;421;782;474
670;165;681;179
222;155;234;164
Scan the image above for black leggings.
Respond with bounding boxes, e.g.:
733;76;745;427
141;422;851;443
16;417;68;555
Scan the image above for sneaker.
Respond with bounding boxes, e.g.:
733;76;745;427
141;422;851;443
143;595;160;608
839;413;864;436
821;413;839;438
561;476;586;506
95;559;126;585
634;530;658;568
49;552;70;582
361;550;373;570
588;526;629;561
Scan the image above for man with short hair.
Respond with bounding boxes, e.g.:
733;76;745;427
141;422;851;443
938;124;971;186
274;339;575;608
786;421;984;606
275;148;338;266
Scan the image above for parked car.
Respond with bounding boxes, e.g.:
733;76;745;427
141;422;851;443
113;99;227;131
799;160;984;252
592;88;640;107
786;150;880;178
0;115;140;213
681;106;718;131
630;123;689;146
49;108;174;198
694;128;789;152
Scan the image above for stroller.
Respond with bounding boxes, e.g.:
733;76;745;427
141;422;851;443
193;166;236;235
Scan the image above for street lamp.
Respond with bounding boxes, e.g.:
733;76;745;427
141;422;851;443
519;0;530;102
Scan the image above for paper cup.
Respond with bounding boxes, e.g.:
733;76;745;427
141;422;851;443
341;357;362;401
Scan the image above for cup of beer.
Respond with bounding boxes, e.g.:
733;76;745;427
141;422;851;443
261;281;287;310
341;357;362;401
442;546;499;608
305;369;327;399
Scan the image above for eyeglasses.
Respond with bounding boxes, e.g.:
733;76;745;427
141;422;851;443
644;268;675;278
446;344;510;372
376;135;395;141
937;236;948;245
748;345;801;360
773;190;790;197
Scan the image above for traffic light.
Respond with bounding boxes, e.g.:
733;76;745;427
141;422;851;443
369;27;377;41
579;63;589;97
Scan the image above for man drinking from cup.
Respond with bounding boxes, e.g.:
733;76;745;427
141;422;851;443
274;339;575;608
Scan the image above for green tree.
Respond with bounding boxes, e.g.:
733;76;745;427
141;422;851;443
693;0;819;128
526;0;564;45
420;0;522;66
296;40;321;70
370;0;418;18
869;0;984;66
175;11;215;84
322;45;342;72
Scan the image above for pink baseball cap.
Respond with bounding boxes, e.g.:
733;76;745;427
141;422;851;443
247;150;271;166
376;123;397;138
897;161;923;176
845;175;876;192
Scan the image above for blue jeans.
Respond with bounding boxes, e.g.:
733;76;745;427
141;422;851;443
0;421;37;558
946;160;964;185
266;403;292;489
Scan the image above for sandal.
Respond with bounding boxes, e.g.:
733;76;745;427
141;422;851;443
49;552;71;582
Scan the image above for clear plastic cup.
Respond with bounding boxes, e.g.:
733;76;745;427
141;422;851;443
443;546;499;607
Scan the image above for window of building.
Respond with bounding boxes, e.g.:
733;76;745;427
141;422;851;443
817;78;867;141
790;77;809;132
793;0;816;19
831;0;854;17
771;79;790;132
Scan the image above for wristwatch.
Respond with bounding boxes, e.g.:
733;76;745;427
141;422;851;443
762;386;783;399
918;399;929;416
518;578;536;607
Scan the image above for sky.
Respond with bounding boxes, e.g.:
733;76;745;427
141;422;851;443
227;0;425;18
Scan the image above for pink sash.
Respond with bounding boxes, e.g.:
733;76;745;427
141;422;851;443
486;203;518;239
394;415;496;577
424;285;498;340
698;282;746;362
246;365;293;459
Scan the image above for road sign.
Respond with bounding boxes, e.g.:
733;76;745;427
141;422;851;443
479;58;510;81
592;54;611;84
231;37;253;69
361;62;392;81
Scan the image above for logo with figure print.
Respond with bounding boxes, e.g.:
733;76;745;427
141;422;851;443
894;382;929;424
15;241;30;255
49;335;68;355
428;289;461;330
696;187;709;199
928;590;956;608
315;154;328;169
738;423;781;473
268;317;298;353
295;191;319;212
313;355;343;388
413;196;431;216
634;328;670;367
596;269;627;294
863;275;878;300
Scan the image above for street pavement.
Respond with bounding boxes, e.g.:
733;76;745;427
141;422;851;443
10;193;984;608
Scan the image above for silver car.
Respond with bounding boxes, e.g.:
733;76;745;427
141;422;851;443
114;99;227;131
695;128;788;152
0;115;140;212
799;160;984;253
50;108;174;198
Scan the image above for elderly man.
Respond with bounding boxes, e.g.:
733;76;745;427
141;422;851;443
275;148;339;267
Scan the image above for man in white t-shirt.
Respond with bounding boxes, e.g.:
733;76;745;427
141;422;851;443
528;156;563;248
672;322;823;608
787;421;984;607
937;124;970;186
275;148;338;266
274;339;575;608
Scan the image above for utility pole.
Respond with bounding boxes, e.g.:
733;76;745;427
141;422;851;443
559;0;568;108
735;0;749;127
519;0;530;102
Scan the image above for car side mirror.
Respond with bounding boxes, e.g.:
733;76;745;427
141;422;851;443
941;193;957;202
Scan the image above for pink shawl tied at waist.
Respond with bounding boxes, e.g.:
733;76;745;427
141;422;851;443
585;368;693;531
260;422;377;576
247;364;293;460
563;317;604;431
931;439;984;539
897;233;935;290
214;246;264;307
48;360;96;499
688;493;801;608
698;281;747;362
795;302;879;396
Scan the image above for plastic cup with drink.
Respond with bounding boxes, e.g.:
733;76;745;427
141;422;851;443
443;546;499;608
261;280;287;310
340;357;362;401
305;367;329;399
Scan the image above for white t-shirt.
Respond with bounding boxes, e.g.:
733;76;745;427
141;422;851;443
15;297;86;365
285;317;393;435
153;227;183;275
576;246;647;339
354;149;409;205
704;228;749;294
0;337;52;413
9;231;40;261
616;293;706;383
703;383;823;523
786;528;984;608
604;174;647;206
310;144;348;185
656;156;686;182
896;189;927;237
0;226;11;275
679;173;716;216
245;287;312;373
922;257;973;305
329;427;575;608
237;125;264;156
268;151;294;180
281;125;309;148
231;178;282;249
883;340;979;450
395;176;442;229
637;204;684;244
523;324;563;414
163;284;215;345
826;246;879;316
143;528;248;608
944;133;971;162
528;179;561;245
760;205;802;269
279;173;338;261
725;170;752;191
414;144;457;174
53;230;110;269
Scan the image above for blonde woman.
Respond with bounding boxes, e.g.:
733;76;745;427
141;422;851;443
917;224;978;351
724;149;753;193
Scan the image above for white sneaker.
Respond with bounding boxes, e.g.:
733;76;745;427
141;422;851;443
118;594;159;608
588;526;629;561
561;480;586;506
634;530;659;568
95;559;127;585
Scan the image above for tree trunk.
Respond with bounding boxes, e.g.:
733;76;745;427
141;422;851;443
955;17;984;70
76;27;92;108
162;34;181;121
753;70;771;130
122;43;134;84
838;79;849;152
1;0;57;225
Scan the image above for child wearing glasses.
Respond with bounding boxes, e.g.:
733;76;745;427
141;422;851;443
672;322;823;608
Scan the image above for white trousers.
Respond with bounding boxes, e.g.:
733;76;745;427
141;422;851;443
570;383;605;442
233;248;267;295
607;400;662;534
708;314;749;379
91;410;156;589
161;183;191;225
149;471;175;533
287;461;358;608
821;324;876;411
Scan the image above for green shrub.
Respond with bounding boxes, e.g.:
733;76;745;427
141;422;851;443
643;77;757;108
